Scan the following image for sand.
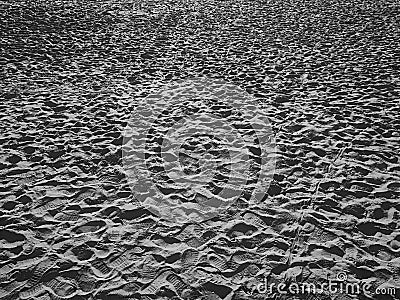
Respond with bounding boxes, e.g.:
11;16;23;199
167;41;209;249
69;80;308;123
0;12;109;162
0;0;399;299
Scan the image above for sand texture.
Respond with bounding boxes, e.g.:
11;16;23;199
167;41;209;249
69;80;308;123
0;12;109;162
1;0;399;299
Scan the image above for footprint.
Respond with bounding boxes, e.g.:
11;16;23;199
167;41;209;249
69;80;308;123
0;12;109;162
73;220;106;234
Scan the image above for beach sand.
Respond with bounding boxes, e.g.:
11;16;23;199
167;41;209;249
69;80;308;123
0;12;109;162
0;0;399;299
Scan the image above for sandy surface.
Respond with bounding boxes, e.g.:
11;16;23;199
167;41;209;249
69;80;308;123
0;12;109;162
1;0;399;299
